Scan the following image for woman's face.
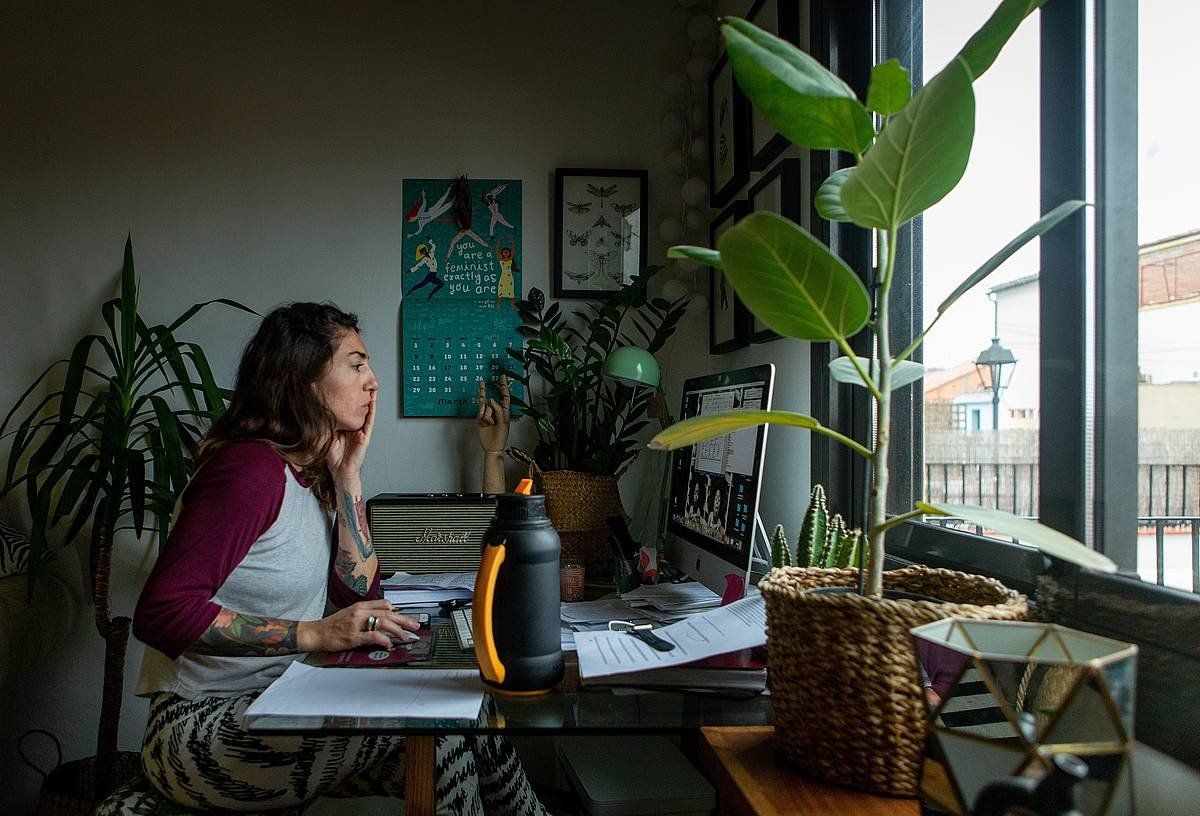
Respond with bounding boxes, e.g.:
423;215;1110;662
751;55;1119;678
314;331;379;431
713;490;723;514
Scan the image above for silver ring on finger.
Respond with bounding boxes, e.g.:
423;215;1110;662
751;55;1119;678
366;614;378;632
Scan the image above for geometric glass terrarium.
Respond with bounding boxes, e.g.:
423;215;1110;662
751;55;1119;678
911;618;1138;816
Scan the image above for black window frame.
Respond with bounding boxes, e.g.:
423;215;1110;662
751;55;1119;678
809;0;1200;770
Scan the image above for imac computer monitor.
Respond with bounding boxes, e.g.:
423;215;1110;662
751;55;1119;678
664;363;775;599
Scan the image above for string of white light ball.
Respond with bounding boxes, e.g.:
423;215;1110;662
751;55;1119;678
659;0;718;309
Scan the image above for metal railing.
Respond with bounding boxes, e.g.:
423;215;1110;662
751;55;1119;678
1138;516;1200;594
924;462;1039;517
918;504;1200;593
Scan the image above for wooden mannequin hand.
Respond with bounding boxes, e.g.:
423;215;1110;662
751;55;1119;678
476;375;510;453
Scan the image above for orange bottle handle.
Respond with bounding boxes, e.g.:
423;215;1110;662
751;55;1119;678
473;538;506;685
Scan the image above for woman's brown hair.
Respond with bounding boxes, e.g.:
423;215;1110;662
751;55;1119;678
198;302;360;508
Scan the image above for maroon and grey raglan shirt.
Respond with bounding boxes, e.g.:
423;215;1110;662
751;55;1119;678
133;441;380;698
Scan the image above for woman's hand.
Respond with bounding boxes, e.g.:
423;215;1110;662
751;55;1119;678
327;392;376;486
297;599;421;653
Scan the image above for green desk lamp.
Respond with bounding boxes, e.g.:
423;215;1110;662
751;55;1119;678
602;345;660;389
602;346;674;572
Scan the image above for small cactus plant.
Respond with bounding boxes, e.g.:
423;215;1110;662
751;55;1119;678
796;484;828;567
771;483;864;571
770;523;792;568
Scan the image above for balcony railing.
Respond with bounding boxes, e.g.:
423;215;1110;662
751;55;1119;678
922;462;1200;593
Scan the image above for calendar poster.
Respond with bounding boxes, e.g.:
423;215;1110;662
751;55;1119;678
401;177;524;416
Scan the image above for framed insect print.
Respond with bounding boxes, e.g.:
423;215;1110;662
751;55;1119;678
710;199;750;353
747;158;805;342
554;168;648;299
747;0;805;170
708;53;750;208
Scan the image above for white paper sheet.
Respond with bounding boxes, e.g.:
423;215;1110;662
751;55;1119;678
385;571;477;590
244;662;484;719
621;581;721;611
574;594;766;679
382;585;472;607
560;599;643;624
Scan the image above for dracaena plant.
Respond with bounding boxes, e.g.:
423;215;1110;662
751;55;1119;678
0;235;253;772
508;266;687;477
653;0;1115;597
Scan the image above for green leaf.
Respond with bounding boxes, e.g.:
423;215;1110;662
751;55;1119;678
126;448;146;536
667;245;722;269
917;502;1117;574
717;211;869;341
54;453;100;524
814;168;854;222
59;334;101;428
935;200;1087;316
182;344;224;415
149;395;185;494
120;236;139;381
829;356;925;391
722;17;874;154
649;409;872;460
866;59;911;116
841;57;975;231
166;297;257;333
956;0;1046;80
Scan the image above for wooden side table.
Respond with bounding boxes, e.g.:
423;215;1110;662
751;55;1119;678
699;726;920;815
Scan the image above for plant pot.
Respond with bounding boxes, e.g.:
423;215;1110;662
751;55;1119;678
758;565;1029;797
539;470;625;575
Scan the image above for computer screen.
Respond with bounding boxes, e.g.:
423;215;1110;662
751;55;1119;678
664;363;775;599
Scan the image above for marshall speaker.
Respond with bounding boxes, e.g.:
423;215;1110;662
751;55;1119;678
366;493;497;574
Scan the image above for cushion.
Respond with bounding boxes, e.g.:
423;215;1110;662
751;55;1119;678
0;521;30;578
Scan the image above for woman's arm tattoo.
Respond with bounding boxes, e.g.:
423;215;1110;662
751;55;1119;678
334;546;368;595
338;491;373;560
191;608;298;656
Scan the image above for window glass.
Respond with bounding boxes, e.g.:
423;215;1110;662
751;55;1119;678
920;2;1041;537
1137;0;1200;592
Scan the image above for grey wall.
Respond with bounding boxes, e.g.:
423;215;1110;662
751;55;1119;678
0;1;811;810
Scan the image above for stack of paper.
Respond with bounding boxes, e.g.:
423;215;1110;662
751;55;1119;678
382;580;472;608
244;662;484;720
621;582;722;612
582;648;767;693
574;594;768;693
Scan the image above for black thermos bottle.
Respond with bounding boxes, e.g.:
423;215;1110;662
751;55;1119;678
472;489;564;695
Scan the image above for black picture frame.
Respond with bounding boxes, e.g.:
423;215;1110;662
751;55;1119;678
553;168;648;299
708;52;750;209
709;199;751;353
747;158;804;343
747;0;804;171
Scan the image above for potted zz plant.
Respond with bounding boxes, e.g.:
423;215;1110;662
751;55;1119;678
653;0;1117;798
1;236;253;805
507;266;687;571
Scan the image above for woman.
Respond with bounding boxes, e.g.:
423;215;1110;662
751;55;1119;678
131;303;546;815
407;239;445;300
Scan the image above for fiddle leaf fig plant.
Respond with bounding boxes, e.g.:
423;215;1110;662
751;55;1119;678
652;0;1114;597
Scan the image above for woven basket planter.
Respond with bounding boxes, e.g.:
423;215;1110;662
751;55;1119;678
539;470;625;570
759;565;1029;797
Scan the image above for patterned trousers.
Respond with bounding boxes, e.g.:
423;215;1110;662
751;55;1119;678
133;691;548;815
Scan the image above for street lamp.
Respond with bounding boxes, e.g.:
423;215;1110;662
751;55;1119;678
975;295;1017;430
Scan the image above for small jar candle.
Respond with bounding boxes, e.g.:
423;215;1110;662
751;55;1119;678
559;561;586;602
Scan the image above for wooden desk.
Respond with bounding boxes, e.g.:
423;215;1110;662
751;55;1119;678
699;726;920;815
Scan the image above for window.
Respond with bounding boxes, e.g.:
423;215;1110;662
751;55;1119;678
920;0;1043;529
822;0;1200;770
1135;1;1200;593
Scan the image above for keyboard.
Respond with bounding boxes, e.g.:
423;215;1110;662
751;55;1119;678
451;607;474;650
